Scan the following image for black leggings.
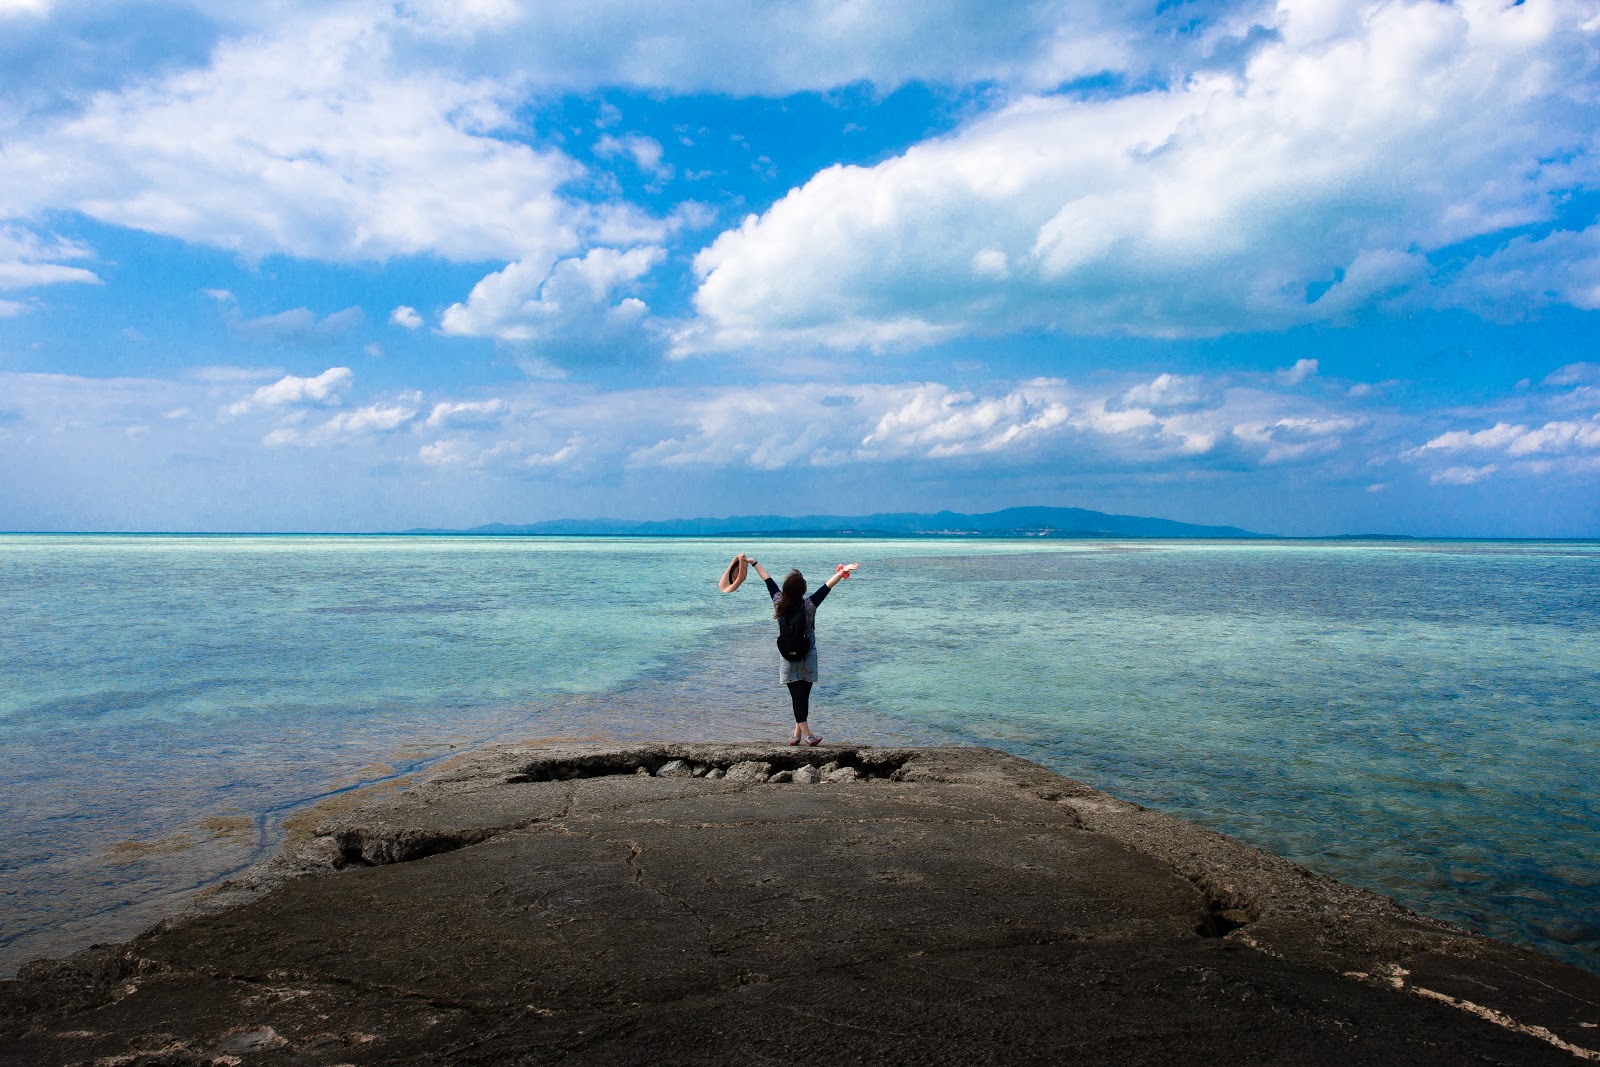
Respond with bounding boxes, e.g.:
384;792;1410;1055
786;681;813;723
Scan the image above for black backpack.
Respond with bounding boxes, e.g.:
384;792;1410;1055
776;603;812;661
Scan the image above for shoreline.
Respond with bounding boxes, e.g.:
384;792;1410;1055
4;741;1597;1064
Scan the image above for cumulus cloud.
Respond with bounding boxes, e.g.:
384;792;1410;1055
860;382;1071;459
223;367;352;417
1276;359;1319;387
0;9;591;265
17;357;1582;531
687;0;1600;352
613;369;1377;474
1232;414;1364;464
439;245;666;358
265;396;420;447
1400;363;1600;484
1410;422;1525;454
1408;418;1600;459
418;438;474;467
1109;373;1222;415
389;305;424;330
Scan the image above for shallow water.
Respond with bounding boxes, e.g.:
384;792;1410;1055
1;535;1595;975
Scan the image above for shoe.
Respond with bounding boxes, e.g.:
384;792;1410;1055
787;736;800;746
806;735;823;747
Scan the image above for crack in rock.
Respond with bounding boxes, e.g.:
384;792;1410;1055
619;840;719;950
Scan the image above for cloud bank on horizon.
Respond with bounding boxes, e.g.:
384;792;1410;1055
1;0;1596;535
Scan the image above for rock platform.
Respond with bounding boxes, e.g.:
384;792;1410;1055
3;742;1597;1065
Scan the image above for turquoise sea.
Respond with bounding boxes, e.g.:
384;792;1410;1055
1;535;1596;976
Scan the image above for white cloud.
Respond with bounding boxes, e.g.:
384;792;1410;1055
1276;359;1319;386
1545;362;1600;387
386;0;1237;96
1433;464;1500;485
1410;422;1527;454
440;245;666;356
859;382;1071;459
971;248;1009;279
1408;418;1600;459
187;365;280;384
265;398;420;447
668;200;719;233
687;0;1600;351
437;254;557;339
426;398;510;429
223;367;352;417
524;436;581;467
419;438;474;467
1232;414;1363;463
389;305;424;330
1507;420;1600;456
324;398;417;434
616;371;1377;473
397;0;522;36
0;0;52;17
4;359;1593;533
1401;365;1600;485
1447;224;1600;317
229;305;363;345
1112;373;1221;414
1;9;590;265
0;226;99;291
595;133;672;179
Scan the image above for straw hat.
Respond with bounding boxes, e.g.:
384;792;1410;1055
718;554;748;592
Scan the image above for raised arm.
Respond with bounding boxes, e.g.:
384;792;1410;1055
742;554;770;583
823;562;860;590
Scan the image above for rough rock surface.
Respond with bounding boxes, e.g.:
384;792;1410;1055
2;742;1597;1066
722;759;770;783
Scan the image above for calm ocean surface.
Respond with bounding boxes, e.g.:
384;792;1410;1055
1;535;1596;976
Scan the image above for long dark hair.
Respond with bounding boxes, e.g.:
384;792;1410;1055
773;569;806;618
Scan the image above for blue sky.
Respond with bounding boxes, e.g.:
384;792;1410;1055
1;0;1597;536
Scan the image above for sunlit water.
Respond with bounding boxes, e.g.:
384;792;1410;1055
1;535;1595;976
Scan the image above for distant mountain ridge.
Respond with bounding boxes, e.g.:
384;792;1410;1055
405;506;1269;539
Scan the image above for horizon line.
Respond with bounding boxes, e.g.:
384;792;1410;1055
6;530;1599;543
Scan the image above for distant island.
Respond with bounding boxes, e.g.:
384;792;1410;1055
404;505;1272;540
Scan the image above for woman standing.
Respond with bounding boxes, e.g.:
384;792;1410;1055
738;554;859;746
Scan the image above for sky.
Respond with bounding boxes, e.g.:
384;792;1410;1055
1;0;1598;536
